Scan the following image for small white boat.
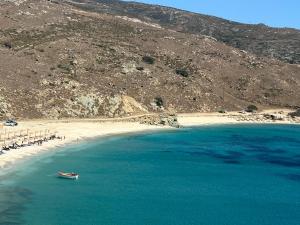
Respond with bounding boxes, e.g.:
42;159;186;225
58;171;79;180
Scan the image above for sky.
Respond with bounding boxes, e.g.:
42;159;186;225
125;0;300;29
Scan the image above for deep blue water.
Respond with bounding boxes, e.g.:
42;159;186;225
0;124;300;225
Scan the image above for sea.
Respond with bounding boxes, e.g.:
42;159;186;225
0;124;299;225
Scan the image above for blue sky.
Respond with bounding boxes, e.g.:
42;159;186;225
125;0;300;29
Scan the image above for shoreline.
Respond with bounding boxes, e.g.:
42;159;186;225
1;110;299;169
177;112;300;126
0;122;169;169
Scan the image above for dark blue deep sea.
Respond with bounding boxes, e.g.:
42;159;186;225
0;124;300;225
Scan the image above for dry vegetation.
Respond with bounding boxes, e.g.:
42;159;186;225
0;0;299;119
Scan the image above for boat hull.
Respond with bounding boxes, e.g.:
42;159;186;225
58;172;79;180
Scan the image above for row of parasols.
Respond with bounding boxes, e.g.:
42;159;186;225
0;129;59;152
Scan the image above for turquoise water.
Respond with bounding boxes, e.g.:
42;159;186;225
0;124;300;225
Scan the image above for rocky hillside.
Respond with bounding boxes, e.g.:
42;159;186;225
67;0;300;64
0;0;299;119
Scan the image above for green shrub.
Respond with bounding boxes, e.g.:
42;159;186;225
142;56;155;64
136;66;144;71
154;97;164;107
246;105;258;112
176;68;189;77
3;41;12;49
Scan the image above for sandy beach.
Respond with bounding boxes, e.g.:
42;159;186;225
0;121;168;169
0;109;299;169
177;109;299;126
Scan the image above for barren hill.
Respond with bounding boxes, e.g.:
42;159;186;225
68;0;300;64
0;0;299;119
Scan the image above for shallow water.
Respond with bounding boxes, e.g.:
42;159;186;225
0;124;299;225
